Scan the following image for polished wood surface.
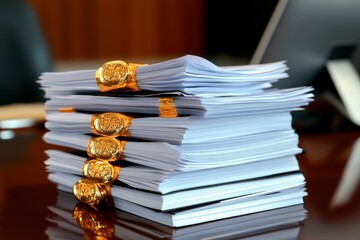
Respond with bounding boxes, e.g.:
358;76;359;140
1;124;360;239
27;0;205;60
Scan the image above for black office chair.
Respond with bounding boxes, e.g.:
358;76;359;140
0;0;52;105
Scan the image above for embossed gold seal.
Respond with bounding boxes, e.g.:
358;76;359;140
82;159;120;183
159;97;178;118
73;179;108;206
90;112;132;137
87;136;126;161
95;60;146;92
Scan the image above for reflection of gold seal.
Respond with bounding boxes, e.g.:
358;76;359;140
95;60;146;92
73;179;108;206
73;203;115;238
87;137;125;161
83;159;120;183
90;112;132;137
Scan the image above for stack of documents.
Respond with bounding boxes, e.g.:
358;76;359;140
40;55;312;227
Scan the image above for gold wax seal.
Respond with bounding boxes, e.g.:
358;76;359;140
159;97;178;118
73;203;115;238
87;136;125;161
73;179;108;206
83;159;120;183
95;60;146;92
90;112;132;137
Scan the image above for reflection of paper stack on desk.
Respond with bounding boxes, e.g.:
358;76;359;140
40;55;312;227
331;137;360;208
46;191;307;240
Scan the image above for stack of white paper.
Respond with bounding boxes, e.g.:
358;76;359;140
39;55;289;97
45;111;293;144
44;87;312;117
40;55;311;227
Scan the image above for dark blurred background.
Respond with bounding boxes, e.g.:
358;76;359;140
27;0;277;62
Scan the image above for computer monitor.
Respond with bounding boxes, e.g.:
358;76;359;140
251;0;360;125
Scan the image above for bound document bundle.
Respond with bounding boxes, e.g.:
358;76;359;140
40;55;312;228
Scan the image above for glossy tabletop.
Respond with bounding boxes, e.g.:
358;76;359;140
1;124;360;239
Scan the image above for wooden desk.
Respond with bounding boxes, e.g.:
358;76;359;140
1;125;360;239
